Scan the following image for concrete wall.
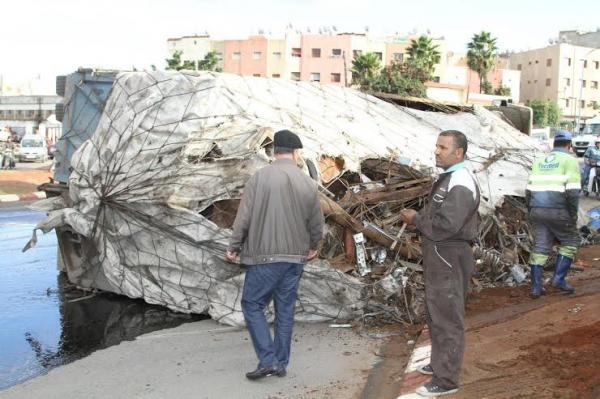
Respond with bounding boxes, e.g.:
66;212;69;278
299;34;351;85
559;30;600;49
167;36;212;64
223;35;269;77
267;39;286;78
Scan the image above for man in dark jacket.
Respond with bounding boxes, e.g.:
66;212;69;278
400;130;479;397
226;129;324;380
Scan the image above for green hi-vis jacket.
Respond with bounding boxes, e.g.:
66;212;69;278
525;148;581;218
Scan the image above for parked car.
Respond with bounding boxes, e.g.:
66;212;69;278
16;135;48;162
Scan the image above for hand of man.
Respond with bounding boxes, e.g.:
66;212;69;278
307;249;319;261
400;208;418;225
225;250;238;263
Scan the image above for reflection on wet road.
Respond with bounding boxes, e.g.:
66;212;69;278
0;207;204;390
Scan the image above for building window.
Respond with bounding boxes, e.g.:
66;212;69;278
310;72;320;82
232;52;241;60
566;98;570;107
528;61;532;65
546;78;551;86
330;73;341;83
546;58;552;67
272;52;282;59
433;76;440;83
535;60;539;64
592;81;599;89
582;80;587;88
374;52;383;61
566;57;572;66
216;52;223;60
28;110;35;117
564;78;571;86
331;48;342;57
292;48;301;57
393;53;404;63
311;48;321;58
253;74;261;77
583;60;588;68
581;100;586;108
272;74;280;78
527;80;531;84
291;72;300;81
517;64;522;71
353;50;362;58
253;51;262;60
592;101;598;109
595;61;600;69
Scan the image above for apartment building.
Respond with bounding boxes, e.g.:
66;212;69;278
167;32;520;105
510;43;600;121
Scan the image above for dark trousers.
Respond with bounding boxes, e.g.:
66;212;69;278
423;241;473;389
241;262;304;369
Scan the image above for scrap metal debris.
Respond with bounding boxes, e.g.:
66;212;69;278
26;71;544;327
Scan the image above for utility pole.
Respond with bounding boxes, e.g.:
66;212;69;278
575;48;597;134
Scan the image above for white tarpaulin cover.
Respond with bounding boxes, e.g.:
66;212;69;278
28;71;540;326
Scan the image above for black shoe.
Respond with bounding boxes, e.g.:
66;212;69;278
417;364;434;375
245;365;286;380
416;381;459;397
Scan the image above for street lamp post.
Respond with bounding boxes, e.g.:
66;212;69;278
575;48;598;134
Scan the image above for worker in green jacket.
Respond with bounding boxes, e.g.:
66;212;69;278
525;131;581;299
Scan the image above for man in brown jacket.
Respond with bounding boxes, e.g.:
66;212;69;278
400;130;479;397
226;129;324;380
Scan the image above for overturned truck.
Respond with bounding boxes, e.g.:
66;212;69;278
30;71;541;326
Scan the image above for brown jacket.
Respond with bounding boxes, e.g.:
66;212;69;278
229;159;324;265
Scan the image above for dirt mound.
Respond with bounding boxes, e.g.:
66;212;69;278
0;181;38;195
519;321;600;398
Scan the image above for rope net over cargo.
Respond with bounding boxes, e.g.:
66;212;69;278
29;71;541;326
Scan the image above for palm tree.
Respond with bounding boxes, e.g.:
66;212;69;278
467;31;498;93
351;52;381;89
405;35;441;80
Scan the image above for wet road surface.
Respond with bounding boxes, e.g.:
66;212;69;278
0;206;203;390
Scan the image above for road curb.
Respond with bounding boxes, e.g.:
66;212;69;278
396;329;432;399
0;191;46;203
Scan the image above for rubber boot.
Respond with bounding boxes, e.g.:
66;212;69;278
552;255;575;293
529;264;545;299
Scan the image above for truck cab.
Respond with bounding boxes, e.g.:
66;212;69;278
573;115;600;157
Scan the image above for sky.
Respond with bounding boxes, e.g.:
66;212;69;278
1;0;600;94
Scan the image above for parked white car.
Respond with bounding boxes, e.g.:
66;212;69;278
16;135;48;162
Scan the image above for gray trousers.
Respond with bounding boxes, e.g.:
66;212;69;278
529;208;579;255
422;240;473;389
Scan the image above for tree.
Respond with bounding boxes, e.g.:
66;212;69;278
197;51;222;72
467;31;498;93
351;52;381;89
547;100;561;126
405;35;441;81
165;50;196;71
369;63;427;97
529;99;562;127
481;81;493;95
493;86;511;96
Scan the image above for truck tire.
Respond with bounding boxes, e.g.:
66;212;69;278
56;75;66;97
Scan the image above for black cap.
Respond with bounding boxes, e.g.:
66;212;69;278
274;129;303;149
